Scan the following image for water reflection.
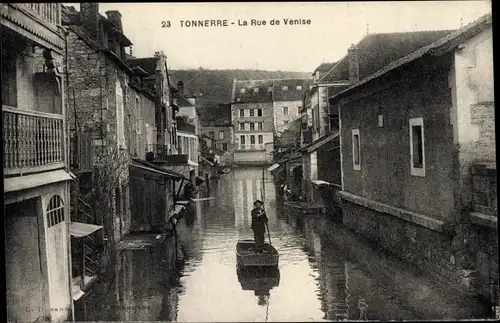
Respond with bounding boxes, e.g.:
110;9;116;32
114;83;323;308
76;167;494;322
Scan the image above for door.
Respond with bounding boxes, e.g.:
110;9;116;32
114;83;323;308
45;194;71;322
5;198;47;323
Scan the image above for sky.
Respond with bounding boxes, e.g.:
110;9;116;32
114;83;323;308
65;1;491;72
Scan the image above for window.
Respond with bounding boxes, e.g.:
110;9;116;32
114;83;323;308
258;122;263;130
135;96;141;134
46;195;65;227
219;131;224;140
250;109;255;117
240;135;246;144
282;86;288;91
239;123;245;131
222;143;228;151
116;81;126;149
253;88;259;94
250;123;255;130
257;109;263;116
258;135;263;144
267;87;272;93
245;122;250;131
409;117;425;177
239;109;245;117
296;85;302;91
209;131;215;139
250;135;256;144
283;106;289;115
240;88;246;94
245;109;249;117
352;129;361;170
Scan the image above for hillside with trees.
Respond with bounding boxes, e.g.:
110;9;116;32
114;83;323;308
169;68;311;107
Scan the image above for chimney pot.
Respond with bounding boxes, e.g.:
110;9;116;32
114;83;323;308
177;81;185;95
348;44;359;83
80;3;102;45
105;10;123;34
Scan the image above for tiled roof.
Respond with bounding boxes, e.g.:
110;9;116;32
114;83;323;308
173;92;193;107
330;13;492;104
198;104;232;126
318;29;456;83
127;58;159;75
312;62;335;75
232;79;274;103
232;78;313;103
273;78;313;102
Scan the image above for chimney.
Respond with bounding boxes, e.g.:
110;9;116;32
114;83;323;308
80;3;102;44
348;44;359;83
177;81;185;95
105;10;123;34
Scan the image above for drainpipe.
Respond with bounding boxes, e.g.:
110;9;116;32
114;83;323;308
63;26;76;322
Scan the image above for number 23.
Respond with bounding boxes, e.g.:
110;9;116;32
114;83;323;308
161;21;171;28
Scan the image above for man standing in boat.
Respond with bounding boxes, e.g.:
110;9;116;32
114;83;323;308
251;200;268;253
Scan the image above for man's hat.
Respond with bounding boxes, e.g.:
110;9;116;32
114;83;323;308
253;199;263;206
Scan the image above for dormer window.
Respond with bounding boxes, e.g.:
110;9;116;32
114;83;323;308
282;86;288;91
240;88;246;94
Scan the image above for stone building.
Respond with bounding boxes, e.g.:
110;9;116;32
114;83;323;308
231;79;275;165
331;13;497;304
299;29;457;212
272;78;313;137
62;3;182;301
2;3;74;322
199;104;235;165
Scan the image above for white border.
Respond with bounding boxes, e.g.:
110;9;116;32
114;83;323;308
409;117;426;177
352;128;361;171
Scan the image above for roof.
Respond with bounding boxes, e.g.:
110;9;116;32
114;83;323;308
130;158;188;180
312;62;336;76
232;79;274;103
127;58;159;75
299;131;339;153
318;29;456;84
330;13;492;104
61;5;132;46
231;78;313;103
198;104;232;126
173;92;193;107
273;78;313;102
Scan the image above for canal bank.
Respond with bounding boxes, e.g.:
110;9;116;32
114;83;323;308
74;166;495;321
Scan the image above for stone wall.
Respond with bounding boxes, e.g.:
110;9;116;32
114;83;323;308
66;29;132;245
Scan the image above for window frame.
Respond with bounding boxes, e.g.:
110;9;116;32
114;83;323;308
258;134;263;144
250;109;255;117
218;131;224;140
352;129;361;171
257;109;263;116
239;123;245;131
283;106;289;115
250;123;255;131
409;117;426;177
258;122;263;130
239;109;245;117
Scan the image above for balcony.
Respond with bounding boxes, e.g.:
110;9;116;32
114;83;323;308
3;105;65;176
0;3;64;52
22;3;60;26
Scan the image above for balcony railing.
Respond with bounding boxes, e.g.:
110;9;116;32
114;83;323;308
3;105;65;175
22;3;61;27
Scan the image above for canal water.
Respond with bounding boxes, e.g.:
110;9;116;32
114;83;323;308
75;166;495;322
